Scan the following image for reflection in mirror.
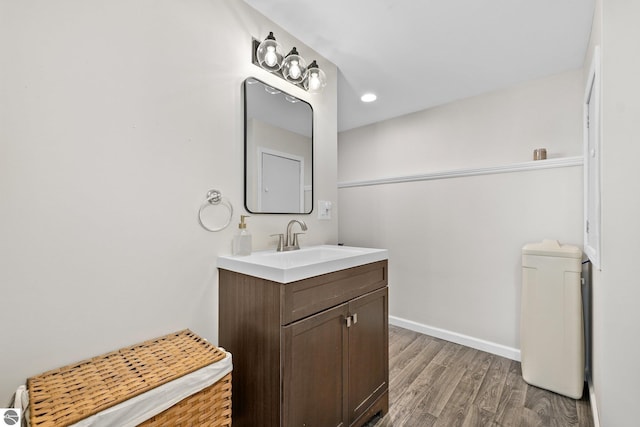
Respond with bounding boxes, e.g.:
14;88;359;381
244;77;313;214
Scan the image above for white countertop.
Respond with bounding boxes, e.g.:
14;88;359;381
217;245;389;283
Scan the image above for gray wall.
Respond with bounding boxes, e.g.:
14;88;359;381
338;70;584;357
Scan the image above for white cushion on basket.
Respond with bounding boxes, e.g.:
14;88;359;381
71;348;233;427
68;350;232;427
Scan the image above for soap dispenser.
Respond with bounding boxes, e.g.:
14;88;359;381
232;215;252;256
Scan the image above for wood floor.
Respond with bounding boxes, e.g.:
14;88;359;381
364;325;594;427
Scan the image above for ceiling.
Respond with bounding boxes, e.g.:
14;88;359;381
244;0;595;132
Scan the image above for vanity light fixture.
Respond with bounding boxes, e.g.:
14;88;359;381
252;32;327;94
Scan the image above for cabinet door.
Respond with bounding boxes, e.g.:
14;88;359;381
283;303;349;427
348;287;389;425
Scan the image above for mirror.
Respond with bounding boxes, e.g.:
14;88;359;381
244;77;313;214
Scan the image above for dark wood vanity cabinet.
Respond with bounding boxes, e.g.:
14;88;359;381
219;260;389;427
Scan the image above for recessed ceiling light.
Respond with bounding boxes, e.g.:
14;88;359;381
361;93;377;103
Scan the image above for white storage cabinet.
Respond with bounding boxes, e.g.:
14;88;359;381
520;239;584;399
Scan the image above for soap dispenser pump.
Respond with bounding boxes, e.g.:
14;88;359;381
232;215;252;256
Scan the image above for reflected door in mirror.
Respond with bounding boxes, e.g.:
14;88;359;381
260;151;303;212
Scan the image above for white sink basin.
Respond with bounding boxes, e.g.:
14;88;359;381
217;245;388;283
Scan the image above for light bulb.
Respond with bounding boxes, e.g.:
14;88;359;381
282;47;307;83
308;71;321;91
303;60;327;93
289;61;301;79
256;32;283;72
264;46;277;67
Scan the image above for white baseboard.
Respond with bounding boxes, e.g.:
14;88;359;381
587;377;600;427
389;315;521;361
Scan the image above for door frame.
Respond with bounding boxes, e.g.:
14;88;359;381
583;46;601;269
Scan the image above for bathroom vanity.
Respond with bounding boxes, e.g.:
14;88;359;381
218;246;389;427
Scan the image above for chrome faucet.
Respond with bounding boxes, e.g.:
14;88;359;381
281;219;307;251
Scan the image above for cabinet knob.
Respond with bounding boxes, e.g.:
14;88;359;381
346;314;358;327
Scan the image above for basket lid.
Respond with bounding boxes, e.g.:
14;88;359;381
27;330;225;427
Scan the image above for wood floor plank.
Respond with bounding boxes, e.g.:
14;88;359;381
416;362;466;417
519;406;549;427
385;333;448;423
523;384;552;426
473;354;511;413
400;401;438;427
386;363;447;424
494;360;527;427
389;339;444;395
389;333;433;376
432;350;493;427
388;325;420;357
431;340;465;367
548;389;579;426
364;326;594;427
461;404;495;427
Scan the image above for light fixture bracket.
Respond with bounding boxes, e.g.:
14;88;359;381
251;35;325;93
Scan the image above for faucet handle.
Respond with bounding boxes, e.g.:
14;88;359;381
292;232;305;249
270;233;285;252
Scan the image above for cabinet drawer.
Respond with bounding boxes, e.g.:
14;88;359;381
283;260;387;325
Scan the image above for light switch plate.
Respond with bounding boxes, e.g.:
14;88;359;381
318;200;332;220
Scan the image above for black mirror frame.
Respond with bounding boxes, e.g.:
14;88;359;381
243;77;314;214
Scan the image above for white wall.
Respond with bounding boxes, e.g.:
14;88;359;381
588;0;640;425
338;70;583;356
0;0;337;401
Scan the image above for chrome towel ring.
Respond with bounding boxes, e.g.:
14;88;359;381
198;189;233;232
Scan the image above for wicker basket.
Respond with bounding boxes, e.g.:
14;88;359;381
27;329;232;427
